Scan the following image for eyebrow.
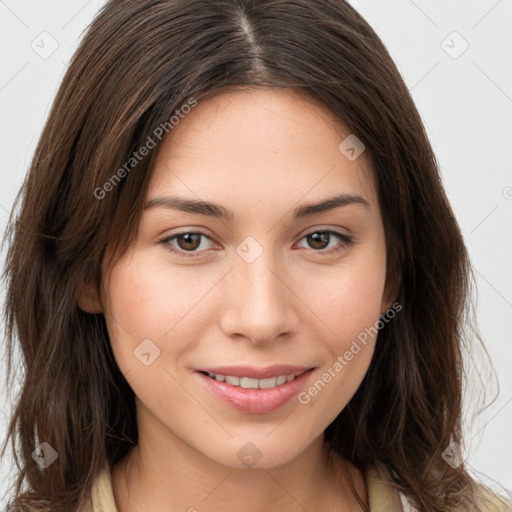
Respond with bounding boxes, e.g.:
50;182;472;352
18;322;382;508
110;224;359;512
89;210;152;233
144;192;371;221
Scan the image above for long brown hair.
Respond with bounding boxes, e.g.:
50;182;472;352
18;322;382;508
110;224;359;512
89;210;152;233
1;1;507;511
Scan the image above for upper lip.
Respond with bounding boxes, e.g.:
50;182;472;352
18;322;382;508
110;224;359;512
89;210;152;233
196;365;315;379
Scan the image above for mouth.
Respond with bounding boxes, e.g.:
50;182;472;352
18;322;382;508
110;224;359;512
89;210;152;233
195;365;316;414
197;368;312;390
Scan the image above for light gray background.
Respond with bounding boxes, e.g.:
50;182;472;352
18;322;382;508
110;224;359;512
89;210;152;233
1;0;511;505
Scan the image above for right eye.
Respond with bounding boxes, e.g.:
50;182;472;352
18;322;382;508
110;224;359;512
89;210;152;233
157;231;218;258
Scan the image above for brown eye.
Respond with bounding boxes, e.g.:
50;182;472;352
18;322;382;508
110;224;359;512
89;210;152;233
297;230;354;253
158;231;216;258
306;232;330;250
175;233;202;251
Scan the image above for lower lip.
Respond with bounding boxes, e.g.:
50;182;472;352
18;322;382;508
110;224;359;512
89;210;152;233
196;369;314;414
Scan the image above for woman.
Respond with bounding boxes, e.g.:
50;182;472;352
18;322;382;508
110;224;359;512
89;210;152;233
2;1;510;511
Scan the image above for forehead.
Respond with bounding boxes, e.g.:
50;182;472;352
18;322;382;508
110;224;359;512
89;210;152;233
148;88;377;209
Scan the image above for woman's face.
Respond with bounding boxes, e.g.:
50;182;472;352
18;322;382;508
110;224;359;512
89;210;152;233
98;88;393;469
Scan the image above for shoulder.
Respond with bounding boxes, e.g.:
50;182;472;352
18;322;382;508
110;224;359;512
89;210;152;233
473;486;512;512
365;462;407;511
78;465;118;512
365;462;512;512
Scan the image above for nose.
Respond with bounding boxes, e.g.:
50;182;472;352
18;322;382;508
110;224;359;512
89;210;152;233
219;247;299;345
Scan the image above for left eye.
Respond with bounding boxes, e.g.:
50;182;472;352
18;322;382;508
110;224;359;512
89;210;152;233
158;230;354;258
296;230;354;253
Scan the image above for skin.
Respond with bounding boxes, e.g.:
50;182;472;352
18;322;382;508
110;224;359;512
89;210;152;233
81;87;395;511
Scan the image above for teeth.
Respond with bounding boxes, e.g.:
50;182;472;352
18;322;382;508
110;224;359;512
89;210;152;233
258;377;277;389
207;372;301;389
225;375;240;386
241;377;260;388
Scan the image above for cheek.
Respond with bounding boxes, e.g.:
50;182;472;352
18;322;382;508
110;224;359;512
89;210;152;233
103;254;218;373
299;248;386;408
306;246;387;342
299;278;382;421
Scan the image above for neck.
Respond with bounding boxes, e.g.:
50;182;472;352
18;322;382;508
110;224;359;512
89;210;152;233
111;403;368;512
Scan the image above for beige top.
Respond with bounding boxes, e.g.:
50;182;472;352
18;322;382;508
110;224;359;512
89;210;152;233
86;461;512;512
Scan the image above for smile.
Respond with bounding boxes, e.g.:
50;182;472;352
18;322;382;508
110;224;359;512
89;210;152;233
203;371;304;389
195;367;316;414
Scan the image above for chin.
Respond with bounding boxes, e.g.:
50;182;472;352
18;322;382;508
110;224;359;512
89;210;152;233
198;434;315;470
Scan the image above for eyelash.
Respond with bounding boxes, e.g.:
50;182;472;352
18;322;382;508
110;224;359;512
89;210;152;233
157;229;355;258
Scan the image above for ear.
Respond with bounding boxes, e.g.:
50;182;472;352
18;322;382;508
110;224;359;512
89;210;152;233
380;272;397;313
380;241;403;315
78;277;103;314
